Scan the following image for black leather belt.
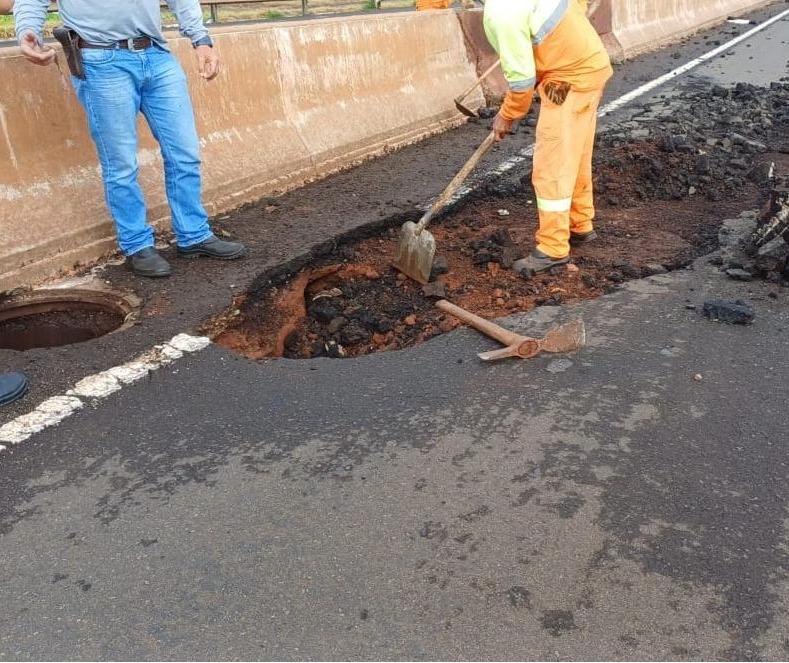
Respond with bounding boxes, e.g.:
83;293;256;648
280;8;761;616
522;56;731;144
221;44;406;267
77;36;153;51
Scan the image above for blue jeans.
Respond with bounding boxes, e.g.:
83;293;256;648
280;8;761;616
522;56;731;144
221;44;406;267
72;45;213;256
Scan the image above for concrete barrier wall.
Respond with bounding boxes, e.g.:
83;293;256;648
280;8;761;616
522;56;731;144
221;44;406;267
0;11;483;290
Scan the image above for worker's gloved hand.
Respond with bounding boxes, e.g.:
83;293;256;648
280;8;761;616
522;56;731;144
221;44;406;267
492;113;513;141
493;88;535;140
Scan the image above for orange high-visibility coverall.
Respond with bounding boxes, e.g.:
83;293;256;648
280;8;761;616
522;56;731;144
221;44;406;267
484;0;612;258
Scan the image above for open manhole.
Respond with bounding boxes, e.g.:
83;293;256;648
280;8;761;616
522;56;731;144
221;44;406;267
0;289;140;351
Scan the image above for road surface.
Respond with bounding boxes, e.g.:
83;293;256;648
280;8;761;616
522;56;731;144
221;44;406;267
1;5;788;660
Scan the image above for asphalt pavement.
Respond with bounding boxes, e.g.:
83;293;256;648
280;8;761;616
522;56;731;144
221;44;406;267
1;6;789;661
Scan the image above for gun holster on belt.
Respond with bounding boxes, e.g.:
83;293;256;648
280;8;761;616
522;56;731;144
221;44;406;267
52;27;85;80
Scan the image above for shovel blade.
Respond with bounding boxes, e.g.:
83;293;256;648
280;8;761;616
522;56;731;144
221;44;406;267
393;220;436;284
540;319;586;354
454;98;478;118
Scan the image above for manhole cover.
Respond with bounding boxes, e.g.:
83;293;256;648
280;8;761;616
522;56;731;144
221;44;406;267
0;289;139;351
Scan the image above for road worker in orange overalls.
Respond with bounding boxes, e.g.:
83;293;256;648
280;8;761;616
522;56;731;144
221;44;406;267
484;0;612;275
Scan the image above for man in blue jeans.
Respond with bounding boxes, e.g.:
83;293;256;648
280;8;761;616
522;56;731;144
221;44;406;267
13;0;247;277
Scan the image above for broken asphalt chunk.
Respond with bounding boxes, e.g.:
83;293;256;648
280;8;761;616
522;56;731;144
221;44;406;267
725;268;754;282
421;282;447;299
702;299;755;325
309;298;342;323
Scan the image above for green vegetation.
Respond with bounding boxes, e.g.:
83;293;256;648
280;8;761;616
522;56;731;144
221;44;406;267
0;12;62;39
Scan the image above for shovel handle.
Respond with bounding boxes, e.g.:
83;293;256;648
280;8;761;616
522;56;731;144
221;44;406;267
436;299;525;347
415;132;496;234
455;59;501;104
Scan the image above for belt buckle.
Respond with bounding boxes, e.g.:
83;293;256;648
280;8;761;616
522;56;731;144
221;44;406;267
126;37;145;52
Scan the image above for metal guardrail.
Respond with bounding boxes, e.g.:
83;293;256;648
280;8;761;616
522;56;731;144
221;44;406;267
198;0;310;22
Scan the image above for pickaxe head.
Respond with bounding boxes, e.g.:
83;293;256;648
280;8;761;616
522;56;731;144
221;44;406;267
454;98;478;118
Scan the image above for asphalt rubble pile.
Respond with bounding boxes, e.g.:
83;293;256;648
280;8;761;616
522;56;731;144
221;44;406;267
593;81;789;205
602;81;789;323
479;81;788;206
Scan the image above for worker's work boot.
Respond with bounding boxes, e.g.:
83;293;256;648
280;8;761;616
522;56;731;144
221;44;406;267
129;247;172;278
513;249;570;278
570;230;598;246
178;236;248;260
0;372;28;407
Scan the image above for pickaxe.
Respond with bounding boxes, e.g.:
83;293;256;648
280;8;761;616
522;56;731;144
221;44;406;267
436;299;586;361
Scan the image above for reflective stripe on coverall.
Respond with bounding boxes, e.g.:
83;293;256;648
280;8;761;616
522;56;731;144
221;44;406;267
484;0;613;258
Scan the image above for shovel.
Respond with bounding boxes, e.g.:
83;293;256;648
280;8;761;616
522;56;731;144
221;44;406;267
393;131;497;284
454;59;501;118
436;299;586;361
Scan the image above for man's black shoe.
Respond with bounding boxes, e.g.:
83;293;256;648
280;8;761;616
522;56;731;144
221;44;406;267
129;247;172;278
177;236;248;260
513;249;570;278
0;372;28;407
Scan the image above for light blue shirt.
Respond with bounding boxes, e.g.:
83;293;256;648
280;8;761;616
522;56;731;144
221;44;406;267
14;0;209;48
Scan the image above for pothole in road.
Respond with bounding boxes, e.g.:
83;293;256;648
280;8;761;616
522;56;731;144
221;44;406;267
0;289;140;351
207;83;788;360
209;190;752;360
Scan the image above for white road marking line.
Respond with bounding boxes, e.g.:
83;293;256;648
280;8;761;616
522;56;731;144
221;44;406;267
2;8;786;453
0;334;210;449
